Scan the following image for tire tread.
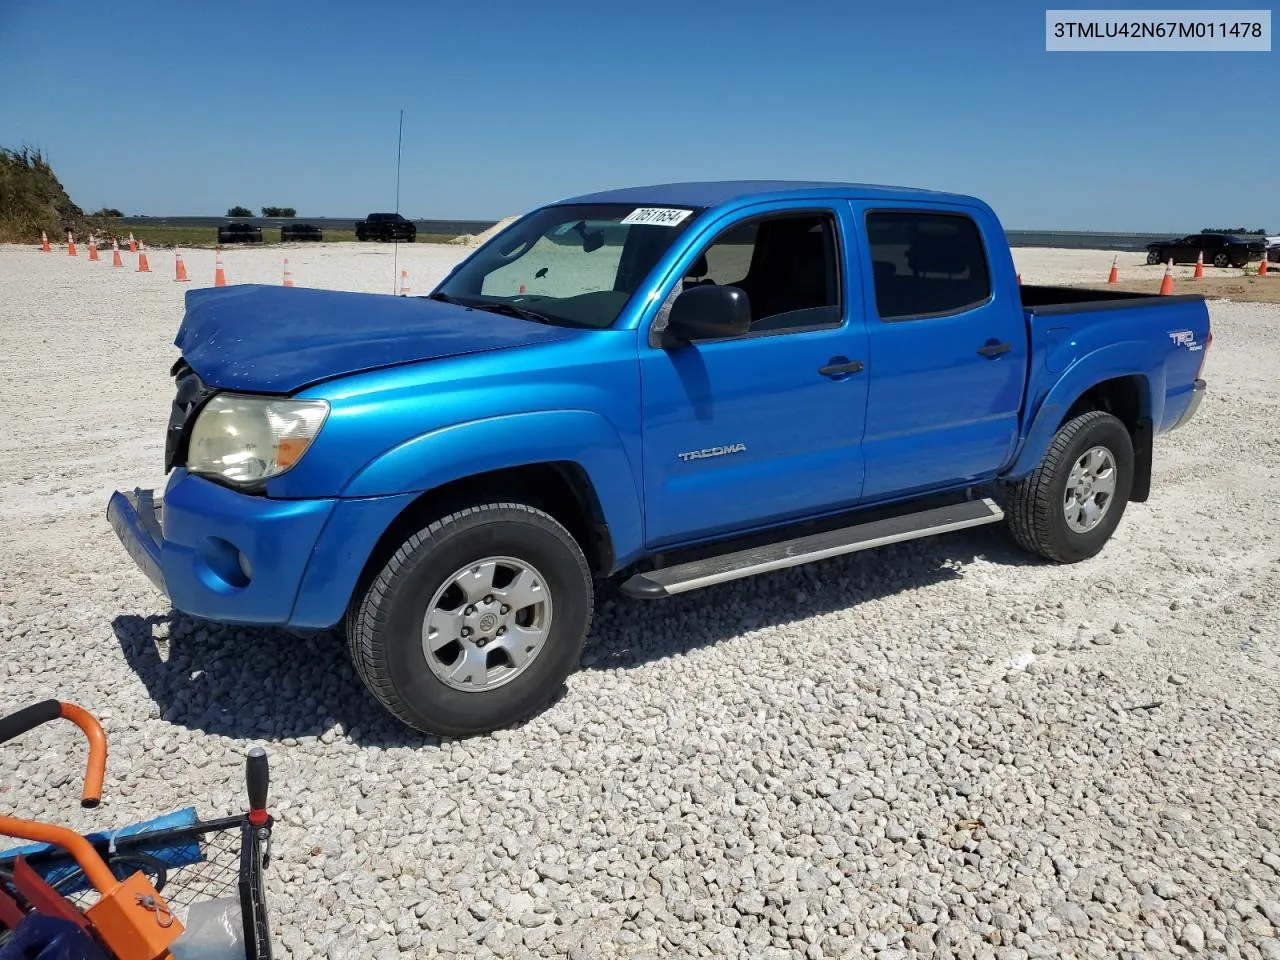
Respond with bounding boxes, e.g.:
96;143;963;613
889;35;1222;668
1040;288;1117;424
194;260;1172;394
1007;410;1123;563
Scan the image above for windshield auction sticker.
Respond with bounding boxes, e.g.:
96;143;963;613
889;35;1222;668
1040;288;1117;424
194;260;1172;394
1046;9;1270;50
620;208;694;227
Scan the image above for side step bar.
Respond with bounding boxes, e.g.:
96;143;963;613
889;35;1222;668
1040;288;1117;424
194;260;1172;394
621;497;1005;599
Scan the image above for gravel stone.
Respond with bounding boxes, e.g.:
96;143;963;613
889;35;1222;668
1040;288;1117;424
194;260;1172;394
1180;923;1206;952
1;245;1278;959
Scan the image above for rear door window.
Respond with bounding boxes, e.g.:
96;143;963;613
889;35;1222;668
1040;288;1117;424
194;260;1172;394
865;211;992;321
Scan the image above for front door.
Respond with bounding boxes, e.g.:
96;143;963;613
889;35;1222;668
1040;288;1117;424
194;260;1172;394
855;204;1028;500
639;204;869;547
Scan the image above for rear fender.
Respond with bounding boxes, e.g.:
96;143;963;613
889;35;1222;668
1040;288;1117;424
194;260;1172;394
1006;342;1160;478
341;410;645;566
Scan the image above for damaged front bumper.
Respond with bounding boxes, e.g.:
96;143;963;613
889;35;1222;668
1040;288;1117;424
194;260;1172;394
106;488;166;594
105;470;417;629
104;470;337;625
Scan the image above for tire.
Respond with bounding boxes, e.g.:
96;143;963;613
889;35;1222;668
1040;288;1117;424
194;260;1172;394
1230;257;1247;269
1005;411;1134;564
1213;252;1230;268
346;502;594;737
1146;250;1161;265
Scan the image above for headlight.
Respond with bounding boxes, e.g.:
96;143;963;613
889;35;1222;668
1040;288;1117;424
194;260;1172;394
186;394;329;486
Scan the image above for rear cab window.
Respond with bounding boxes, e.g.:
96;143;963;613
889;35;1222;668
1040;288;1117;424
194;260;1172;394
865;211;992;321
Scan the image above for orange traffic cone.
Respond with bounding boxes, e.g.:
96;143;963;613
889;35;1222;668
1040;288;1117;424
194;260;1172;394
111;238;123;268
128;232;137;253
67;231;77;256
174;247;189;282
88;235;100;261
1193;250;1204;280
1158;258;1174;295
1259;251;1270;277
40;231;50;253
136;241;151;272
399;270;410;296
283;257;294;287
214;248;227;287
1107;255;1118;284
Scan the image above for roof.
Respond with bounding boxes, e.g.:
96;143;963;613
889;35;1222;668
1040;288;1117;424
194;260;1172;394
554;179;973;210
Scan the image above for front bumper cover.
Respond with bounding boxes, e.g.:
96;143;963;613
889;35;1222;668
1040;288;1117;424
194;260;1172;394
106;488;166;594
105;472;417;629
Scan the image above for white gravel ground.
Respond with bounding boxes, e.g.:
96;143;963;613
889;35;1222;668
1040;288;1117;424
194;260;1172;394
1;241;1278;960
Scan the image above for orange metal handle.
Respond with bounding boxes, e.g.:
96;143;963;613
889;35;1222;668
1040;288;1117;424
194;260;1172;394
0;700;107;807
58;703;107;808
0;815;118;893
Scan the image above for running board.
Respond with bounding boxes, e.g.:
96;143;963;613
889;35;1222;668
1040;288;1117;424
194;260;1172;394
621;497;1005;598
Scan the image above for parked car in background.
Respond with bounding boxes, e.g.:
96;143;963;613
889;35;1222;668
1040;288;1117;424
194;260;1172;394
281;223;323;242
1265;236;1280;260
218;222;264;245
355;213;416;242
1145;233;1264;268
108;179;1212;737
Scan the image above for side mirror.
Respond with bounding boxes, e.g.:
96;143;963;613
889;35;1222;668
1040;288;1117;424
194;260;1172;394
664;285;751;343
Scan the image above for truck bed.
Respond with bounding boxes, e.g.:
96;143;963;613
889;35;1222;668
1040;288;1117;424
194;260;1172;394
1020;283;1205;315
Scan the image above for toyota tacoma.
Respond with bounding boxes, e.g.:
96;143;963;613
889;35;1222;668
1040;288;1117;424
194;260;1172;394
107;181;1211;736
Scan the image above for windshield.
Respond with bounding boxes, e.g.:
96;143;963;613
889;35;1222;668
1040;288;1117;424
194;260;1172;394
434;202;702;328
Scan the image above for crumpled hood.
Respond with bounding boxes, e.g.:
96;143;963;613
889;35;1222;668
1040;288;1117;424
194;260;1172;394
175;285;581;393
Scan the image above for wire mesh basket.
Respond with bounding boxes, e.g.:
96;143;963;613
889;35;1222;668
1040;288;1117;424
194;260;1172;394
0;699;275;960
2;814;273;958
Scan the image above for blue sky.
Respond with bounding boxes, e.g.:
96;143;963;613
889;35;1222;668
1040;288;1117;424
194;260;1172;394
1;0;1274;230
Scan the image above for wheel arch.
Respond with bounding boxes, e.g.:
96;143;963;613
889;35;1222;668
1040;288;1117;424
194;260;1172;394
1059;374;1152;500
1008;359;1158;500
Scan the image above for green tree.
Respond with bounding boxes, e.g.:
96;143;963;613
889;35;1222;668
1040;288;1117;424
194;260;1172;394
261;206;297;217
227;205;252;217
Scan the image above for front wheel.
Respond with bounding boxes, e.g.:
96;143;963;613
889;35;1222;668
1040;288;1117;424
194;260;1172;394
1005;411;1134;563
1213;252;1231;268
346;502;594;736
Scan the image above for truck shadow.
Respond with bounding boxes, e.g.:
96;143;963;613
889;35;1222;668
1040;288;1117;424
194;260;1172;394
112;526;1035;748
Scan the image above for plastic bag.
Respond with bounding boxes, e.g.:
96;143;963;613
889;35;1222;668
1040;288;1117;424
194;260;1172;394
169;896;245;960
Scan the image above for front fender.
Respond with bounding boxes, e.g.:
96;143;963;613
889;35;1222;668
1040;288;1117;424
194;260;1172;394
341;409;645;565
1006;341;1160;478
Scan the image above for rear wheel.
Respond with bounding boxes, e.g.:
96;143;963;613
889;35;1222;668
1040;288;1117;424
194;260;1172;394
1005;411;1134;563
1146;250;1161;265
346;502;594;736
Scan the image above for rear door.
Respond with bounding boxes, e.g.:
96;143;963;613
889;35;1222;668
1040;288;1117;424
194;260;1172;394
853;203;1027;500
638;202;869;546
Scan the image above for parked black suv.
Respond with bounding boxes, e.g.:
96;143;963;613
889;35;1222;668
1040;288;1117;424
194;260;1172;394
355;212;416;242
218;222;264;244
280;223;323;242
1146;233;1265;268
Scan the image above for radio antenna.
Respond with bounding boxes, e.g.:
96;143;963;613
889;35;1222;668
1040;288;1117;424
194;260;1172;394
392;108;404;295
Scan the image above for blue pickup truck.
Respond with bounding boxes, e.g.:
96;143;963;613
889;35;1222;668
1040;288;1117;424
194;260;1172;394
107;180;1211;736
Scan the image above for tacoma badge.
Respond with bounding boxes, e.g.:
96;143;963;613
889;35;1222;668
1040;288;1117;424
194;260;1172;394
678;443;747;462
